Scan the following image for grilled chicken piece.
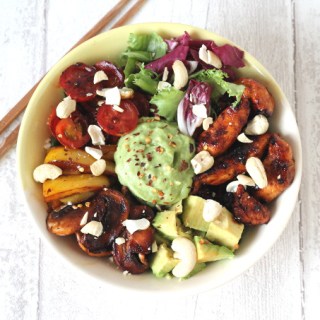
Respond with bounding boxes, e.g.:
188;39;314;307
253;134;295;203
197;98;250;157
232;185;271;225
235;78;275;117
192;133;271;193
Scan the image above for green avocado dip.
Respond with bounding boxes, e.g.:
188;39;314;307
114;118;195;206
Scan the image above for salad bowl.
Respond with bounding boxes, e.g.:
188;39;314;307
17;22;302;295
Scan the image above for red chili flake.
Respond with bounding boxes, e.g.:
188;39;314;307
152;200;157;204
158;190;164;197
156;146;164;153
126;158;132;163
146;153;153;161
133;133;140;136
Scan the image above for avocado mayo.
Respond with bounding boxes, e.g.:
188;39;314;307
115;118;195;206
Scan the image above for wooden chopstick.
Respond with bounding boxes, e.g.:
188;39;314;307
0;0;146;158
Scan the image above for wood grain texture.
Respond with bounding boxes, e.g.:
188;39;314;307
0;0;318;319
295;0;320;319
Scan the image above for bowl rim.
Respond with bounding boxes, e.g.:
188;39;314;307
17;22;302;296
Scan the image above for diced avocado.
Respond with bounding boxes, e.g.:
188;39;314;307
205;207;244;251
150;243;179;278
194;236;234;263
154;230;171;246
153;210;192;240
183;262;206;279
153;210;179;240
170;200;183;214
181;196;211;232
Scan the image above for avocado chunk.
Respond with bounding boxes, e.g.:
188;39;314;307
150;243;179;278
183;262;206;279
205;207;244;251
194;236;234;263
181;195;210;232
153;210;192;240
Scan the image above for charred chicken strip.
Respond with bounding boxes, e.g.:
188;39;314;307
193;133;271;193
253;134;295;203
232;185;271;225
235;78;275;117
197;98;250;157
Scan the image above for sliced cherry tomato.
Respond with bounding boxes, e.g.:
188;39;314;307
59;63;96;102
47;107;60;136
97;100;139;136
94;60;124;89
129;91;150;116
55;113;90;149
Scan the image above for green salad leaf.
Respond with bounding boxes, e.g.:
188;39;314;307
190;69;245;107
127;32;168;60
150;87;185;121
125;65;159;95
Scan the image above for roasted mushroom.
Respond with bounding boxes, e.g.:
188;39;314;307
76;189;129;257
112;227;155;274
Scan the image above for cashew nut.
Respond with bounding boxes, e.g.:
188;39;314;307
202;199;223;222
90;159;107;176
237;132;253;143
245;157;268;188
33;163;62;183
56;96;76;119
244;114;269;135
172;60;188;89
93;70;108;84
171;237;197;278
199;45;222;69
96;86;121;106
191;150;214;174
88;125;105;145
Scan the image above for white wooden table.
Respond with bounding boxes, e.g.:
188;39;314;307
0;0;319;319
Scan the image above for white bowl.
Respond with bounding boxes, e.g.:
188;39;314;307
17;22;302;295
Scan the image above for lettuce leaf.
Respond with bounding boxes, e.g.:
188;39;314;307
150;87;185;121
190;69;244;107
125;65;159;95
126;32;168;60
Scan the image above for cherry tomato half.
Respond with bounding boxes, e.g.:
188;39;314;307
47;107;60;136
97;100;139;136
94;61;125;89
55;113;90;149
59;63;96;102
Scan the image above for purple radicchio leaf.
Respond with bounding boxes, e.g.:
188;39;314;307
145;45;189;74
177;79;212;136
211;44;245;68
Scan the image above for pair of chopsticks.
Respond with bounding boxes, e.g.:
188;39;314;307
0;0;146;159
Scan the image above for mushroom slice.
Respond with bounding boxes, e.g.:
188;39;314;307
76;189;129;256
112;236;150;274
47;205;90;236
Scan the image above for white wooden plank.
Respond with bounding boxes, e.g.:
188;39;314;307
295;0;320;319
0;0;309;319
0;0;47;319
